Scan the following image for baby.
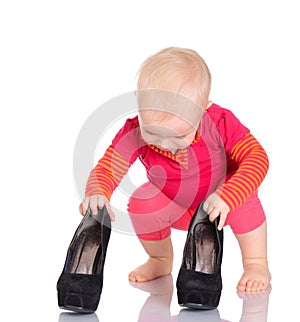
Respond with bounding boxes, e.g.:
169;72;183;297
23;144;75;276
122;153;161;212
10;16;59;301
80;47;271;292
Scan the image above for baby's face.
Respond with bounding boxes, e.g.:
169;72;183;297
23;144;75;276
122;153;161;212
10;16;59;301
139;110;199;155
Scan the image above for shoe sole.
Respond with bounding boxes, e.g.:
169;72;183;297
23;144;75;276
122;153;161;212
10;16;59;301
177;289;221;310
179;303;214;310
58;291;99;313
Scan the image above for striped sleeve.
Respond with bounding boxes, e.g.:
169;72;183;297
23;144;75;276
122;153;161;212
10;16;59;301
216;133;269;210
85;145;131;200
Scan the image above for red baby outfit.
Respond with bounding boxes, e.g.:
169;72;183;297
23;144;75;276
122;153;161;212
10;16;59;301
85;104;268;239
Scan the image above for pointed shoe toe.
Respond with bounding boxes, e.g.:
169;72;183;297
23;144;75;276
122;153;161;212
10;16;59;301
176;203;223;309
57;207;111;313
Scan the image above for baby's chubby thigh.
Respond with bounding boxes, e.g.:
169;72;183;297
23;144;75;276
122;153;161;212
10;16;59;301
127;182;194;239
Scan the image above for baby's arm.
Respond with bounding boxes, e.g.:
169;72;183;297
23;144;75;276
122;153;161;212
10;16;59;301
80;145;132;220
204;133;269;229
217;132;269;208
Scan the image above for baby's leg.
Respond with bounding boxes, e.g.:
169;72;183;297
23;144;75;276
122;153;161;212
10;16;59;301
128;237;173;282
226;192;271;291
127;182;192;282
235;222;271;291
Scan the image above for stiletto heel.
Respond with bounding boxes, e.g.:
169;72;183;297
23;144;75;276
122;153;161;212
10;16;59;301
176;203;223;309
57;207;111;313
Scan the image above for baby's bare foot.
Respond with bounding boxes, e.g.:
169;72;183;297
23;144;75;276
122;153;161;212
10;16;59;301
130;274;173;295
237;259;271;292
128;257;172;283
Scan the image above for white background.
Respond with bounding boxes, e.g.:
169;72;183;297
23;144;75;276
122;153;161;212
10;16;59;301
1;1;299;321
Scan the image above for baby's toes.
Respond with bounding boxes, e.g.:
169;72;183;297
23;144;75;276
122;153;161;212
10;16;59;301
245;280;254;291
256;280;265;291
128;271;137;282
251;280;260;291
261;281;270;291
237;277;247;291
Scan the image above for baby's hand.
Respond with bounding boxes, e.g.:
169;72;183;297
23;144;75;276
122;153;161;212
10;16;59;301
79;195;115;222
203;193;230;230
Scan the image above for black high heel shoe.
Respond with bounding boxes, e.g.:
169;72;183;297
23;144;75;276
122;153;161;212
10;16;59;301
176;203;223;309
57;207;111;313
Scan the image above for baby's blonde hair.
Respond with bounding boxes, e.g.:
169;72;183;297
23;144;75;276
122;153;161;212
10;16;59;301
137;47;211;109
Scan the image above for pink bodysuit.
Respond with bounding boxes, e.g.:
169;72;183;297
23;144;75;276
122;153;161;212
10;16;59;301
85;104;268;239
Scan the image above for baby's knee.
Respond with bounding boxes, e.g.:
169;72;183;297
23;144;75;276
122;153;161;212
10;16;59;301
127;182;171;215
226;192;266;234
